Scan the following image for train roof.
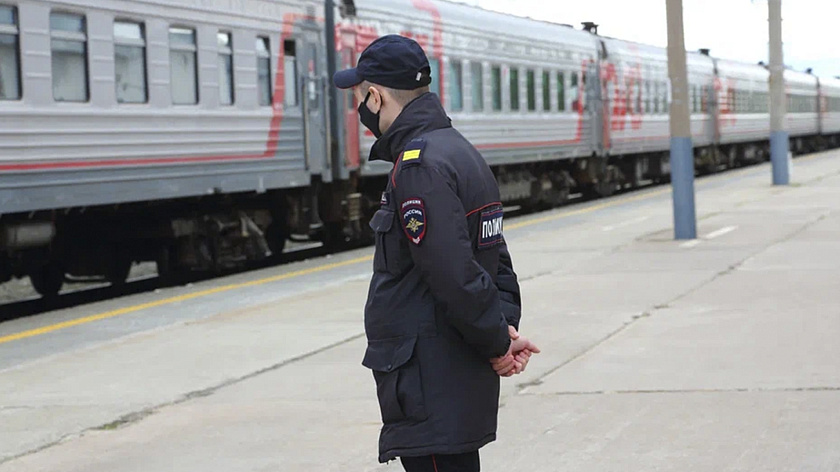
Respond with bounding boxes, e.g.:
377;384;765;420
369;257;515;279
355;0;598;49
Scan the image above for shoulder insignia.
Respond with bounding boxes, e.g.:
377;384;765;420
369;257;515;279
400;138;426;167
400;198;427;245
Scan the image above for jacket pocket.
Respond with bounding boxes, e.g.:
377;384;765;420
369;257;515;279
369;208;403;275
362;336;428;424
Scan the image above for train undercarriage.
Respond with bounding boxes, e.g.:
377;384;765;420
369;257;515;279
1;132;837;298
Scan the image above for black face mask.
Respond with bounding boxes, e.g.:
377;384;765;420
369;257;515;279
358;92;382;139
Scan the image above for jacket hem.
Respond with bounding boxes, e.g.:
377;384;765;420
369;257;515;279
378;433;496;463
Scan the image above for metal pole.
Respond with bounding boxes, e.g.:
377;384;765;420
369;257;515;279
324;0;340;173
666;0;697;240
769;0;789;185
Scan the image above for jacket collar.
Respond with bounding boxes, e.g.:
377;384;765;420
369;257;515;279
368;92;452;163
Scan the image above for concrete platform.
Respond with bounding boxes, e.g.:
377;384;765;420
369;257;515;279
2;151;840;471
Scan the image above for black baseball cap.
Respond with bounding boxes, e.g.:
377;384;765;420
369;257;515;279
334;34;432;90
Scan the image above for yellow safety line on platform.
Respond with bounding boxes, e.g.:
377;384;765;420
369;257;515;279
507;188;670;231
0;184;689;345
0;255;374;345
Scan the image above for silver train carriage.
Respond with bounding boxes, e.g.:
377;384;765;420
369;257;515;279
0;0;336;294
1;0;838;296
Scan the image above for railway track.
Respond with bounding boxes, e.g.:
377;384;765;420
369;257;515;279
0;241;330;322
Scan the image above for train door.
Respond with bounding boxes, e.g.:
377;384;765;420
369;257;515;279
815;77;823;136
340;46;361;170
706;58;721;147
297;24;330;179
709;69;721;146
586;57;606;157
597;40;613;155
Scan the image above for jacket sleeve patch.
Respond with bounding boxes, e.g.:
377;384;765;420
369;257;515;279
401;198;427;245
478;205;504;249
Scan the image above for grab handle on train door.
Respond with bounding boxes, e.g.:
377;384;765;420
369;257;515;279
302;76;311;171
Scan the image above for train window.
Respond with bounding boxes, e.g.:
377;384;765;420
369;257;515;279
170;27;198;105
634;81;642;114
218;32;234;106
0;5;20;100
542;71;550;111
557;72;565;112
51;12;89;102
258;37;274;106
690;85;697;113
727;89;735;113
662;81;669;112
114;21;147;104
510;67;520;111
648;81;654;113
653;81;660;114
429;58;440;97
701;85;709;113
279;39;294;107
470;62;483;112
491;65;501;111
733;89;739;113
526;69;535;111
570;73;580;111
449;60;463;112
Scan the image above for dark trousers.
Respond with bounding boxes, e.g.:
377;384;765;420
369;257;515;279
400;451;480;472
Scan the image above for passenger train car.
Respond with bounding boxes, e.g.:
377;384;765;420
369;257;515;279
1;0;838;296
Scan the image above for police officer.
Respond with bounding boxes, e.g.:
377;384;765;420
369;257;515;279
334;35;540;472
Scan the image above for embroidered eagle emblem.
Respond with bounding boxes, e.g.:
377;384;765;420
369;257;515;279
406;218;424;233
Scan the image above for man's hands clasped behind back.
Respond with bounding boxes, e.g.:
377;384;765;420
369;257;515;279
490;326;540;377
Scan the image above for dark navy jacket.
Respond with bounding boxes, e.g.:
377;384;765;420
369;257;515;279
362;92;522;463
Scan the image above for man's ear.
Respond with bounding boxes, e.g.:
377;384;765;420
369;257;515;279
367;86;383;113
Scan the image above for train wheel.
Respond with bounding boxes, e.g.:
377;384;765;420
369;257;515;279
318;222;349;250
265;221;288;256
30;262;64;298
156;246;188;285
107;252;132;287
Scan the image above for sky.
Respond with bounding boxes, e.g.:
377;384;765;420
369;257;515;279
465;0;839;79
